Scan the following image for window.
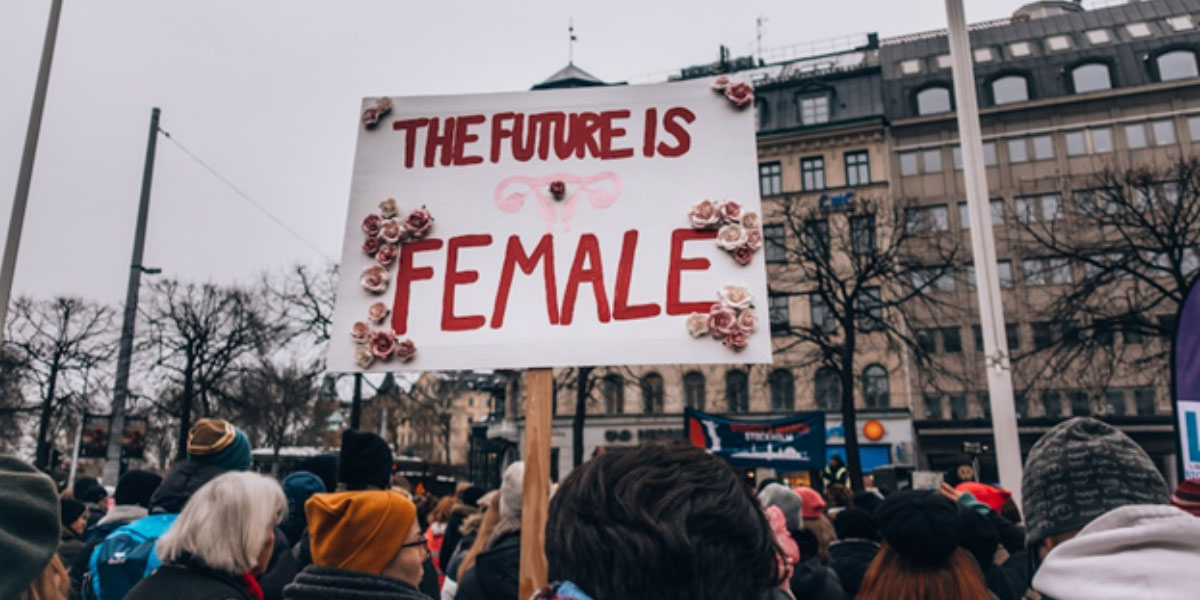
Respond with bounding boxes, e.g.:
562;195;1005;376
755;99;770;130
858;287;883;331
936;54;953;69
1015;392;1028;418
769;294;790;333
815;367;841;411
851;215;875;255
899;151;919;175
916;328;937;354
810;293;836;333
923;149;943;172
1092;127;1113;152
1096;319;1116;346
1032;321;1055;349
1135;388;1155;415
1086;29;1111;44
758;162;782;196
801;156;826;191
974;48;994;63
641;373;664;413
941;327;962;354
603;374;624;414
906;205;949;233
1007;139;1028;163
1006;323;1021;350
1157;50;1199;81
769;369;795;411
1105;390;1127;417
1065;130;1086;155
1153;119;1177;145
845;151;871;186
924;395;943;420
916;87;952;115
726;371;749;413
992;75;1029;105
1070;390;1091;416
684;371;705;410
1191;116;1200;142
803;219;829;259
1042;390;1062;418
952;146;962;169
1123;321;1145;345
763;224;786;263
1126;22;1152;38
1009;42;1032;57
949;394;969;420
863;365;889;409
1032;135;1054;160
1072;63;1112;93
1046;35;1072;51
973;324;984;352
900;59;922;75
966;260;1013;289
1015;194;1061;222
983;142;997;166
800;96;830;125
1126;123;1148;149
1168;15;1195;31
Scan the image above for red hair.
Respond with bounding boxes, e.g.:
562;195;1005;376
857;542;992;600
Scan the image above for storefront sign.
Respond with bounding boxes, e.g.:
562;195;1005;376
79;415;148;459
685;407;825;470
818;190;855;212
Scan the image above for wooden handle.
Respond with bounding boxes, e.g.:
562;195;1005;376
518;367;553;599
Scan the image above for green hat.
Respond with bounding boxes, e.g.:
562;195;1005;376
0;455;60;599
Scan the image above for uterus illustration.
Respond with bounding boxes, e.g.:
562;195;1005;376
493;172;622;233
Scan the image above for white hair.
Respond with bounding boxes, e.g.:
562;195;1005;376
157;471;285;575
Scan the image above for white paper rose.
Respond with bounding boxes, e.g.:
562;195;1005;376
379;197;399;219
719;283;754;310
716;223;748;251
686;313;710;337
689;199;721;229
361;265;390;294
741;211;760;230
354;345;374;368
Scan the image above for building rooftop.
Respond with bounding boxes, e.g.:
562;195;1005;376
531;62;612;90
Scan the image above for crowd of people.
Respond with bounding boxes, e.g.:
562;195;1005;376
3;415;1200;600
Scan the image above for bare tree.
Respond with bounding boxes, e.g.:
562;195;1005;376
769;196;961;490
0;347;30;454
265;263;337;355
140;280;279;459
5;297;115;470
227;356;319;474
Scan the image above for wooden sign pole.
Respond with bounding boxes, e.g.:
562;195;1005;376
518;367;553;599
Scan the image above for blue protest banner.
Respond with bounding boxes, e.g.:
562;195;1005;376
685;407;826;471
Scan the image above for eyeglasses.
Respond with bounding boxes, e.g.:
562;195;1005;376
401;539;428;552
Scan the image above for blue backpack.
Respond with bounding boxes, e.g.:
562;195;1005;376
85;513;177;600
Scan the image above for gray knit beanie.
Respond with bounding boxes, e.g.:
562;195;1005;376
500;461;525;522
0;455;61;599
1021;417;1169;544
758;483;804;532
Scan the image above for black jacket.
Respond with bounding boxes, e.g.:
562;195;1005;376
438;505;478;570
827;538;879;597
255;527;296;600
283;566;432;600
790;558;847;600
124;561;254;600
455;531;520;600
150;461;230;514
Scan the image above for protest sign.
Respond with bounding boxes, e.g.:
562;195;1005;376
1174;279;1200;479
685;407;826;471
329;78;769;371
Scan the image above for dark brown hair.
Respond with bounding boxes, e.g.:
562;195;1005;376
857;542;992;600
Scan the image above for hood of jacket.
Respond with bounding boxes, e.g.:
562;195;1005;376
283;565;430;600
96;504;149;527
150;461;229;514
1033;504;1200;600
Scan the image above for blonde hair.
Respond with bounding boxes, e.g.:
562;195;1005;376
20;554;68;600
157;471;285;575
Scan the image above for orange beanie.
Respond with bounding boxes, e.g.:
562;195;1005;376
305;490;417;575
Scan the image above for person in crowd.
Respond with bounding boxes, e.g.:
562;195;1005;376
67;469;162;600
438;485;483;576
58;498;88;567
856;490;992;600
535;443;779;600
71;477;108;529
425;496;455;580
1;455;69;600
283;489;431;600
790;528;847;600
89;418;253;600
957;506;1017;600
763;505;799;600
828;507;880;597
758;482;804;539
445;491;500;600
851;490;882;515
1171;478;1200;516
793;486;835;562
455;462;525;600
954;481;1010;513
278;471;325;548
822;455;848;490
124;471;285;600
1020;417;1200;599
296;454;338;497
824;484;853;519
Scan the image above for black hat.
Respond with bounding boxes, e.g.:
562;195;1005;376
338;430;393;491
299;454;339;495
958;507;998;569
60;498;86;527
73;477;106;503
114;470;163;508
834;507;879;541
874;490;963;567
852;491;883;515
461;485;485;507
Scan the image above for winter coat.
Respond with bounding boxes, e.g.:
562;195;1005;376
68;504;149;600
280;471;325;546
255;527;297;600
438;504;478;572
789;558;847;600
283;565;432;600
58;526;87;568
85;503;107;529
124;558;258;600
150;461;231;514
827;538;879;597
1031;505;1200;600
455;531;520;600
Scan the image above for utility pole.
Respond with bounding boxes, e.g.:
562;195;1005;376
102;108;161;486
350;373;363;429
945;0;1023;504
0;0;64;344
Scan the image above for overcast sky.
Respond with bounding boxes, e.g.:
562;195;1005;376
0;0;1034;303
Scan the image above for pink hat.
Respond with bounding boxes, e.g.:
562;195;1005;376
1172;478;1200;516
764;505;800;564
793;486;826;519
955;482;1012;513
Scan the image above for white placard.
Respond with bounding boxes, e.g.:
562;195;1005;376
329;78;770;371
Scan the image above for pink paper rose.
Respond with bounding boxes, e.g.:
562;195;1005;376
361;108;381;127
361;265;390;294
362;214;382;237
712;75;731;91
733;244;756;265
718;200;744;223
716;224;748;250
394;338;416;362
379;197;399;219
744;228;763;250
362;236;381;256
725;82;754;107
689;199;721;229
707;305;738;338
375;242;398;266
379;218;405;244
741;211;760;230
368;301;390;324
404;207;434;239
723;331;749;350
354;345;374;368
686;313;710;337
736;309;758;334
369;330;396;359
350;321;371;343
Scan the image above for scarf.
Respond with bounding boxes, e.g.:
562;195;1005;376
283;565;430;600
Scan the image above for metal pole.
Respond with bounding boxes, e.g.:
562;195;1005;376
351;373;363;429
68;410;84;485
945;0;1023;504
102;107;160;486
0;0;64;343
